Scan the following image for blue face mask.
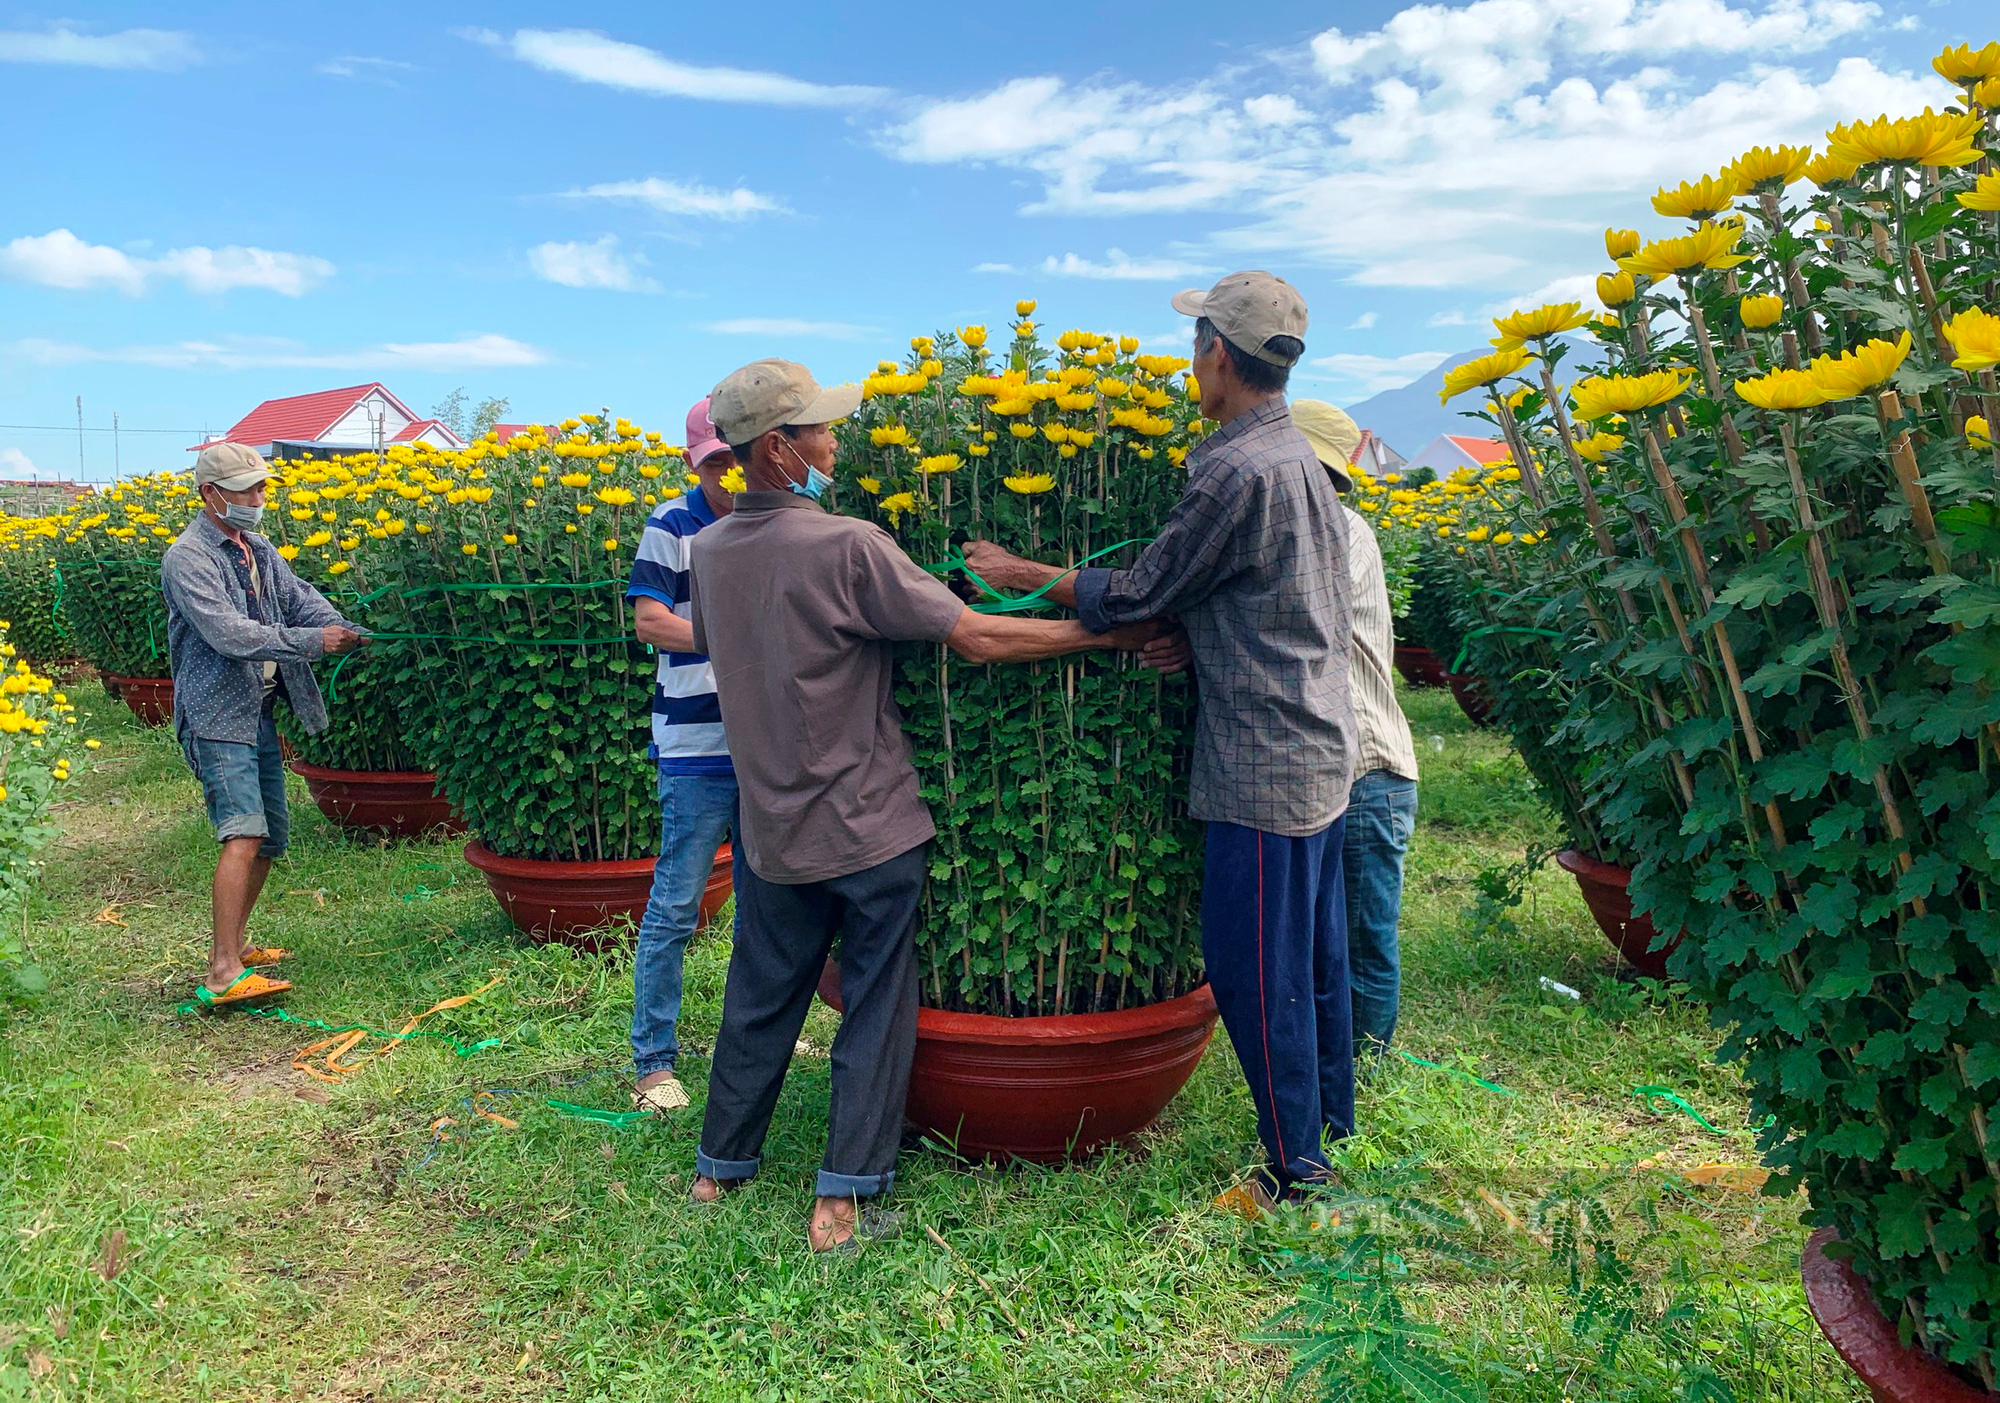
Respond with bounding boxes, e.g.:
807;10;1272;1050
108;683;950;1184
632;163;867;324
784;442;833;501
221;501;265;530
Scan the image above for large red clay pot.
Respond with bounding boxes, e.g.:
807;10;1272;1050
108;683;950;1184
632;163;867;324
1443;670;1494;726
1555;849;1680;979
817;961;1218;1164
1393;644;1449;689
288;759;464;841
464;838;733;949
105;674;173;726
1803;1229;1999;1403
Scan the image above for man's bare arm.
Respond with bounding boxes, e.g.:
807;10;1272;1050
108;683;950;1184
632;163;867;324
959;543;1080;609
633;595;696;652
943;608;1159;665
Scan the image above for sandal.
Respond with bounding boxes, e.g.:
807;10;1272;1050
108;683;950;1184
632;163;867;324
194;969;291;1009
240;947;290;966
632;1074;690;1114
812;1203;903;1255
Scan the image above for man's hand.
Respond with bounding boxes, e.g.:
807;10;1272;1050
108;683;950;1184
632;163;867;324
1100;618;1170;652
1140;624;1194;674
322;625;366;655
962;540;1038;591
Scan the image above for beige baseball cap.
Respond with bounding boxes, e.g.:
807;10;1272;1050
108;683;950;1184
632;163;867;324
708;359;863;446
1171;271;1309;366
1291;400;1361;491
193;441;271;492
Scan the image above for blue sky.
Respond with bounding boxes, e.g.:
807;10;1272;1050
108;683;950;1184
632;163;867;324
0;0;1989;478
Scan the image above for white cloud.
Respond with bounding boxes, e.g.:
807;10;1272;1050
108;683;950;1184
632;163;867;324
972;261;1018;274
701;318;878;340
0;24;198;69
1040;249;1214;281
0;230;333;296
0;447;41;477
1348;312;1379;329
565;177;785;220
318;55;414;83
9;333;547;372
529;235;657;291
876;0;1953;296
477;28;885;106
1487;272;1605;315
1307;350;1455;395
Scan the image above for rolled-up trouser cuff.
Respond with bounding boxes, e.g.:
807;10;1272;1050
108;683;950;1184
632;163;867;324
215;815;271;842
816;1168;894;1199
696;1149;759;1183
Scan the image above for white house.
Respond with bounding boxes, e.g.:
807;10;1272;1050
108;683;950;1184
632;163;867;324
197;383;465;459
1350;429;1407;478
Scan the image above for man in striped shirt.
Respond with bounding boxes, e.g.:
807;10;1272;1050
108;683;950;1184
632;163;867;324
622;396;738;1114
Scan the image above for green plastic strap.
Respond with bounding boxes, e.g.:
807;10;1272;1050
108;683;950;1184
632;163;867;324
1450;624;1565;674
399;862;457;902
171;1001;502;1056
545;1098;649;1128
1633;1084;1728;1135
926;537;1155;614
1395;1048;1517;1097
349;578;627;609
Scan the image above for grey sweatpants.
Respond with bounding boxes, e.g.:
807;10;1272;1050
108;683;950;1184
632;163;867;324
694;841;925;1198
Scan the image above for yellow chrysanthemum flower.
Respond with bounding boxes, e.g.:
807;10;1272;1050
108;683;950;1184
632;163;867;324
1735;367;1830;411
1824;110;1983;169
1975;76;2000;109
1003;473;1055;495
719;467;746;493
1596;272;1636;308
461;543;479;556
1967;415;1991;452
919;454;962;475
870;424;915;448
1438;348;1536;404
558;472;592;488
1617;223;1750;281
1942;307;2000;370
1652;173;1740;220
502;533;518;545
1809;331;1913;399
857;476;881;494
1934;41;2000;86
879;491;918;524
1739;294;1784;329
1605;228;1641;260
277;544;300;560
596;487;636;506
302;529;332;548
1570;369;1696;422
1571;431;1625;463
1724;145;1811;190
959;325;988;349
1961;172;2000;212
1491;301;1590;349
604;538;619;551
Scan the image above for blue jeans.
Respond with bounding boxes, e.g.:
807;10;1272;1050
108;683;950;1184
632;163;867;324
181;711;289;859
1202;817;1351;1193
632;769;737;1077
1343;769;1418;1054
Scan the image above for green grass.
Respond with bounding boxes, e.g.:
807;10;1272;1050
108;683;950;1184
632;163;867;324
0;679;1865;1401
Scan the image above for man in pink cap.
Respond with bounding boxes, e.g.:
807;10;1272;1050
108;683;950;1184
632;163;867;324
622;397;739;1114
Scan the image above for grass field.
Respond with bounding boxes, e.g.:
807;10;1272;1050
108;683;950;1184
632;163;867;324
1;681;1866;1402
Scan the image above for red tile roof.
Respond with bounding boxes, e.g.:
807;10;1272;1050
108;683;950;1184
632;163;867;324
390;418;446;444
1444;435;1509;464
490;423;533;444
218;383;418;448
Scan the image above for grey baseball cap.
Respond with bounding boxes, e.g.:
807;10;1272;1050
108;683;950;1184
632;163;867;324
708;359;862;446
1171;271;1309;366
193;441;271;492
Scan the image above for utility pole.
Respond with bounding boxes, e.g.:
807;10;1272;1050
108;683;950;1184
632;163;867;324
75;395;85;479
113;411;121;476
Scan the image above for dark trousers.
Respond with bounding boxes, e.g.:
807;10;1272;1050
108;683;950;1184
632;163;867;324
695;842;925;1199
1202;817;1353;1192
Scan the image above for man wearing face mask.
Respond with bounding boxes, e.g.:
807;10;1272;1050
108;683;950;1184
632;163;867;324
160;442;367;1009
686;359;1163;1253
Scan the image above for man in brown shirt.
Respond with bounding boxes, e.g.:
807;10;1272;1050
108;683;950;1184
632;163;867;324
688;359;1157;1253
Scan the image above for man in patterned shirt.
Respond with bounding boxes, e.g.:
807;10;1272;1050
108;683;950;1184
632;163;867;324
966;271;1357;1207
622;396;737;1115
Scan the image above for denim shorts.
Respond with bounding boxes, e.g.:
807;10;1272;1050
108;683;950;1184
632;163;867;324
181;711;290;858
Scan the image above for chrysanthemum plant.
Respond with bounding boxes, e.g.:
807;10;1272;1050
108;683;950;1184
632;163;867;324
0;513;72;666
339;418;683;861
0;623;88;1001
832;305;1209;1014
1432;44;2000;1386
49;472;198;680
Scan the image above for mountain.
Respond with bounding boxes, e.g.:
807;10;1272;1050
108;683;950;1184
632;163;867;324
1342;348;1492;461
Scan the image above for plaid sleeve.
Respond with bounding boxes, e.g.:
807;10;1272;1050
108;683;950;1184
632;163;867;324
627;504;694;607
1075;480;1248;633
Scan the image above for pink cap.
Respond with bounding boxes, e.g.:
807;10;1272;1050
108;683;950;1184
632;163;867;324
684;396;728;469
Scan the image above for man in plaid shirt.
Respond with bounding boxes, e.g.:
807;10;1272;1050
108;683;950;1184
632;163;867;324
967;271;1357;1208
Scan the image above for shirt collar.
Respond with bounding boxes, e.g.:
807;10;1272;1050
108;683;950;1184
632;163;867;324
730;489;820;516
1189;397;1290;470
684;483;720;526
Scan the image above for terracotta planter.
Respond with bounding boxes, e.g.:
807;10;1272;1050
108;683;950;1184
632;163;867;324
817;961;1218;1164
288;759;464;841
1443;670;1494;726
1555;849;1680;979
1393;644;1449;689
463;838;732;948
1803;1229;1999;1403
105;674;173;727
